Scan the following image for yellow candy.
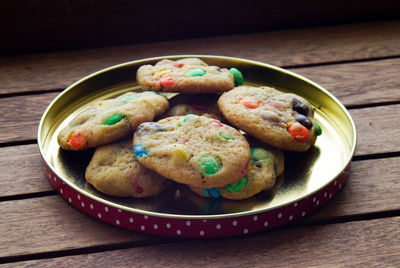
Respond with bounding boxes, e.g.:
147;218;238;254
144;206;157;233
171;145;189;165
155;68;172;77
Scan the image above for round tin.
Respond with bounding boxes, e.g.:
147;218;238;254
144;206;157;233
38;55;356;238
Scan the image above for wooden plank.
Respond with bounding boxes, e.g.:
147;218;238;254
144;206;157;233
0;196;163;259
0;93;58;143
4;216;400;267
1;20;400;94
291;58;400;107
0;144;53;198
0;157;399;258
1;92;399;156
350;104;400;156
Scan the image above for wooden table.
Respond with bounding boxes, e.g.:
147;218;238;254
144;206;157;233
1;20;400;267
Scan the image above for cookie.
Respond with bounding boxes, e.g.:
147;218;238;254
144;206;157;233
161;93;224;121
85;138;171;198
136;58;244;93
58;91;169;150
218;86;322;151
189;141;284;200
133;115;251;188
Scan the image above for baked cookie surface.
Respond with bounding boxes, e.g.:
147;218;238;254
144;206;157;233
189;141;284;200
136;58;243;94
218;86;322;151
58;91;169;150
85;138;171;198
133;115;251;188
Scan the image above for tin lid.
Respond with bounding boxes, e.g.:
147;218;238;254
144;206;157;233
38;55;356;220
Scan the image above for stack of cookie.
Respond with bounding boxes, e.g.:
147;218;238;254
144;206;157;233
57;58;322;201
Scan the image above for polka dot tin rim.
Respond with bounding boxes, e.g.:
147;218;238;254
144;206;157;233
37;55;357;238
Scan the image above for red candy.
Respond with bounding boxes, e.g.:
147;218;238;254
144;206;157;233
159;76;176;89
177;63;184;68
239;97;260;109
69;133;87;149
288;122;310;142
210;120;224;128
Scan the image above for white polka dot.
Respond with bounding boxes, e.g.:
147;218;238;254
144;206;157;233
116;220;120;225
312;197;316;202
68;197;72;203
48;173;51;179
243;229;248;234
186;221;191;226
104;207;109;212
289;215;293;221
62;182;65;185
278;213;282;218
294;202;298;207
166;223;171;228
53;176;57;182
60;189;63;194
154;224;158;230
203;220;207;223
316;200;320;206
118;209;122;213
329;193;333;199
302;211;306;217
216;224;221;229
90;204;94;210
232;220;238;226
176;230;181;235
140;225;145;230
339;184;342;189
129;218;134;223
200;231;205;236
81;202;85;207
334;180;337;186
77;194;81;200
253;216;258;221
144;215;149;220
324;192;327;198
264;221;269;227
98;213;102;218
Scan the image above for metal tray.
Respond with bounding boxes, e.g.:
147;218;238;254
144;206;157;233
38;55;356;238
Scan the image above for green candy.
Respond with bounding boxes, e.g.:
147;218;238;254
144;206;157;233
104;114;125;125
199;155;222;176
218;133;233;140
186;68;206;77
229;68;244;86
181;114;197;124
313;120;322;136
224;176;247;192
250;148;271;162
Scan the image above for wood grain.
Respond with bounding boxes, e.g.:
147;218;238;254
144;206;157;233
350;104;400;156
0;144;53;198
0;157;399;258
1;20;400;94
0;196;162;259
0;93;58;143
292;58;400;107
4;216;400;267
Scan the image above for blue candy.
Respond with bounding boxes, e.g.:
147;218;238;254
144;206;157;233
133;144;148;158
204;188;221;198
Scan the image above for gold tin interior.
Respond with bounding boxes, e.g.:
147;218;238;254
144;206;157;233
38;55;357;219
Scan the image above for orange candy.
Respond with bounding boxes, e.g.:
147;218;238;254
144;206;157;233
159;76;176;89
69;133;87;149
238;97;260;109
288;122;310;142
